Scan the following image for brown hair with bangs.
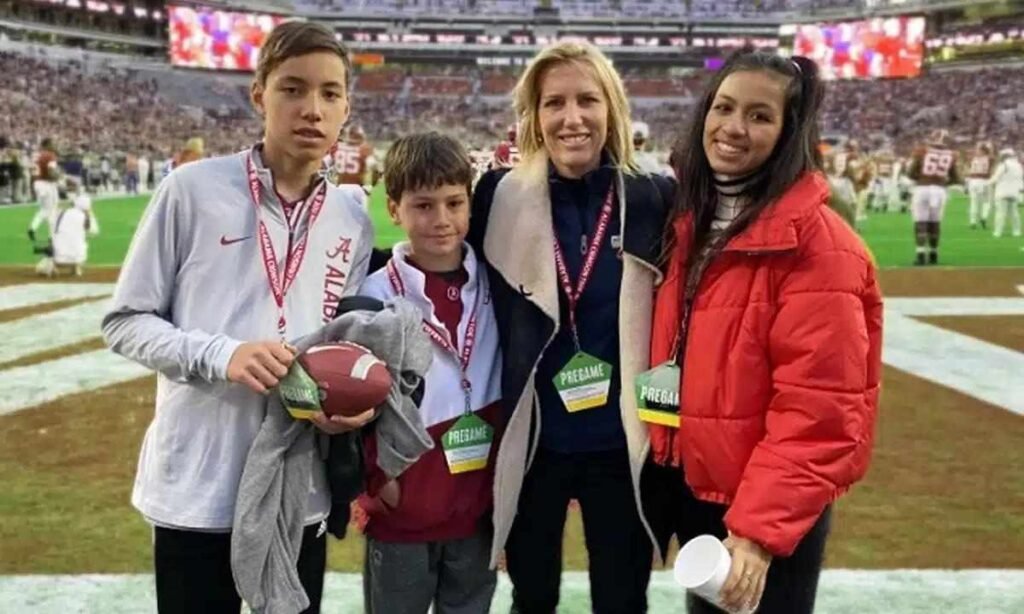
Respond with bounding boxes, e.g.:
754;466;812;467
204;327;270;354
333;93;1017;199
254;20;352;88
384;132;474;202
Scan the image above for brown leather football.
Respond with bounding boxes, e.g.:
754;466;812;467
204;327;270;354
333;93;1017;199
297;341;391;417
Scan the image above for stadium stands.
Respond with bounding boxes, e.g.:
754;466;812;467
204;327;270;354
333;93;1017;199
292;0;873;17
295;0;534;16
481;72;519;96
2;43;1022;180
354;68;408;93
410;76;474;96
0;50;259;162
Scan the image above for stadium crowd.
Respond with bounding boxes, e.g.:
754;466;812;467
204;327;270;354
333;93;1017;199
2;47;1022;203
294;0;889;17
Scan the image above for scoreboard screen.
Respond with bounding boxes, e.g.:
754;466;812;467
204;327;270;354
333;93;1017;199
168;5;289;72
781;16;926;80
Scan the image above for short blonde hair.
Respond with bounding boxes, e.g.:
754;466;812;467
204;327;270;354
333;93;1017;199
184;137;204;154
512;41;637;173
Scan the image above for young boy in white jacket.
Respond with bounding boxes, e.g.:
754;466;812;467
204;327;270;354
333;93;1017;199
358;133;503;614
102;21;375;613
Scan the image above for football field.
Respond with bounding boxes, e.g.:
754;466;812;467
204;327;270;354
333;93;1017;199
0;190;1022;613
1;188;1022;268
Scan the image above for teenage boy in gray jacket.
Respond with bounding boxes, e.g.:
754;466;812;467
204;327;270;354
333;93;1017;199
102;21;373;613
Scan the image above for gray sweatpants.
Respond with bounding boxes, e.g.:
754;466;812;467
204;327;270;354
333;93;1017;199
363;524;497;614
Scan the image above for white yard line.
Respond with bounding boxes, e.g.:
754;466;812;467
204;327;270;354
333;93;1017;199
886;296;1024;317
884;313;1024;416
0;299;111;365
0;283;113;311
0;349;149;416
882;297;1024;416
0;570;1020;614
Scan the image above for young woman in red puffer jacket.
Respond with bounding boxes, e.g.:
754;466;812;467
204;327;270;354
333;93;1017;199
642;49;883;614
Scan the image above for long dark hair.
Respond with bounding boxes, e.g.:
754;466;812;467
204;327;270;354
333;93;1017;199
665;49;825;264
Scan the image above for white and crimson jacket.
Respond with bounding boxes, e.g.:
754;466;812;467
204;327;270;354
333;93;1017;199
358;241;503;543
102;146;373;530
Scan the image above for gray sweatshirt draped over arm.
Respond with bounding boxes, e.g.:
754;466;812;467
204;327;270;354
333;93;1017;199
231;299;433;614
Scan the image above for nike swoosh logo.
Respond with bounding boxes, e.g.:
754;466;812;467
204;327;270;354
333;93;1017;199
220;235;252;246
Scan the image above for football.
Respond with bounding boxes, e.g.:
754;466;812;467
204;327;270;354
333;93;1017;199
297;341;392;418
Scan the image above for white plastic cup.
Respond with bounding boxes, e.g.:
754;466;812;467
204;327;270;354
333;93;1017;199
674;534;753;614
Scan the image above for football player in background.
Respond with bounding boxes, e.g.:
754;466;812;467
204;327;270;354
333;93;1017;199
896;154;914;213
989;147;1023;238
28;137;61;243
490;123;520;170
871;146;899;212
632;120;664;176
908;129;961;265
824;146;856;215
36;177;99;277
844;139;874;222
329;124;377;191
966;141;996;229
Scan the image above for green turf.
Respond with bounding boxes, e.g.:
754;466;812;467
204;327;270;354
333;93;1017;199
856;192;1024;267
1;189;1021;267
0;186;401;267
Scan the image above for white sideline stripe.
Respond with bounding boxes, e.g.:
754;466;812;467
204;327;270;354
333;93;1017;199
0;282;113;311
0;570;1020;614
0;299;111;365
886;297;1024;317
0;349;149;416
883;311;1024;416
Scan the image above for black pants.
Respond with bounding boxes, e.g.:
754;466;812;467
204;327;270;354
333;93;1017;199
642;462;831;614
153;522;327;614
506;447;653;614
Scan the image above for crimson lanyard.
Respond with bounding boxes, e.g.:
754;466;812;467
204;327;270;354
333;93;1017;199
387;259;482;414
247;152;327;338
669;231;723;368
551;184;616;352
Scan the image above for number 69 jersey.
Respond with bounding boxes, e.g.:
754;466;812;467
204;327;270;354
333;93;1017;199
909;144;961;187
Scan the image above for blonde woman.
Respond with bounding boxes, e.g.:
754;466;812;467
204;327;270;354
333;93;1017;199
468;41;673;613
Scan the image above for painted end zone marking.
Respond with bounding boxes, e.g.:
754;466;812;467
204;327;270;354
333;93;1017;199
0;349;150;416
0;283;114;312
882;297;1024;417
0;299;112;365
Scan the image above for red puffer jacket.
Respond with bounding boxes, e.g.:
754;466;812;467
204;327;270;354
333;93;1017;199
649;172;883;557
